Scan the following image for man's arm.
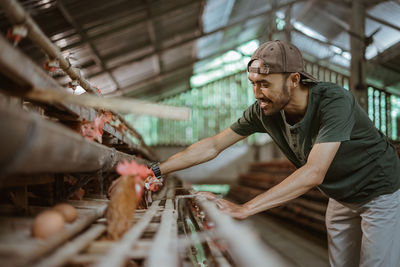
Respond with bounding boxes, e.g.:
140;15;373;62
207;142;341;219
160;127;247;175
108;128;245;196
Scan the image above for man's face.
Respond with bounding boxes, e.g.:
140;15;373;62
248;60;290;116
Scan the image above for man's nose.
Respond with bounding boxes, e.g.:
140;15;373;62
253;84;263;98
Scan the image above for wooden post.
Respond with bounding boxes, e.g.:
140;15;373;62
268;0;277;41
284;4;292;43
350;0;368;111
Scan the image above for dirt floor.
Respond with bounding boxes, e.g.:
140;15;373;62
243;213;329;267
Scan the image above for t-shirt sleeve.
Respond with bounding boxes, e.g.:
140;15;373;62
315;94;355;144
230;102;266;136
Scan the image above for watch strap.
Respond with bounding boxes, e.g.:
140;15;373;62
148;162;162;179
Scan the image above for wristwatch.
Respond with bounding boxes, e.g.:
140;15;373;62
148;162;162;179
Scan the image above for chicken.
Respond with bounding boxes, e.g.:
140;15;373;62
78;112;112;143
106;160;153;240
106;175;142;240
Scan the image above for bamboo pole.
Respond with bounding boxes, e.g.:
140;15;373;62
27;88;191;121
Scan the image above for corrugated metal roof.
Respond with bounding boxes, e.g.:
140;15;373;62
0;0;399;99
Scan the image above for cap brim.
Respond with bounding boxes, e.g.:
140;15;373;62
299;71;318;82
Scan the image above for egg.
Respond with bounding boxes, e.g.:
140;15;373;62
31;210;65;239
53;203;78;223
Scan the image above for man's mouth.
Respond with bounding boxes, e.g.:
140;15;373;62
259;99;272;109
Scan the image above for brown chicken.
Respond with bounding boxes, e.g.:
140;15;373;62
106;175;143;240
106;160;161;240
78;112;113;143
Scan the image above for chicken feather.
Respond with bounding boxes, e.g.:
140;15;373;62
106;175;140;240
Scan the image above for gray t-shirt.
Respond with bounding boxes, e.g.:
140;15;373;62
231;82;400;203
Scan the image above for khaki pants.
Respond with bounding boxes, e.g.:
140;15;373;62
326;189;400;267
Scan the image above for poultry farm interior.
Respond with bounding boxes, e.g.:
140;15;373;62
1;0;400;266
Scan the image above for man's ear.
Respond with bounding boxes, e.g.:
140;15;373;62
290;73;301;87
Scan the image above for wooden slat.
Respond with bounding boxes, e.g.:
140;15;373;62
0;202;107;267
147;199;179;267
195;194;287;267
33;224;106;267
95;200;161;267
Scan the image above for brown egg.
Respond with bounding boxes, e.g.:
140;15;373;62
31;210;65;239
53;203;78;223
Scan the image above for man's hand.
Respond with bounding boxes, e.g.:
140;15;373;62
196;191;250;220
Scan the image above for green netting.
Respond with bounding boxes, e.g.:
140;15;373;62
368;86;400;141
125;62;399;146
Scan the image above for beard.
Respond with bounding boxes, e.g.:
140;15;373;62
260;83;290;116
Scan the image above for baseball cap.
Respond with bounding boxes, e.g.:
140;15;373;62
248;40;317;82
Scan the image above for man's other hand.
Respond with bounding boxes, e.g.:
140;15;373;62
196;191;249;220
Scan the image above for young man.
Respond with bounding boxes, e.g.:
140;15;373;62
132;40;400;266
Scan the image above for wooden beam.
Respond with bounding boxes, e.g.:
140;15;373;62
0;0;99;95
0;0;153;158
86;0;302;81
284;3;293;42
60;0;204;52
112;27;351;99
350;0;368;111
0;103;143;175
0;34;153;158
56;0;121;90
144;0;161;74
0;174;54;188
366;13;400;32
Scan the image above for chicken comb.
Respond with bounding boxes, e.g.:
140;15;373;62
116;160;153;179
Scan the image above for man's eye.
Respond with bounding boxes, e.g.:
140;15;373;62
261;83;269;88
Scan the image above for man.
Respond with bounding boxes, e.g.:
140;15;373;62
122;40;400;266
